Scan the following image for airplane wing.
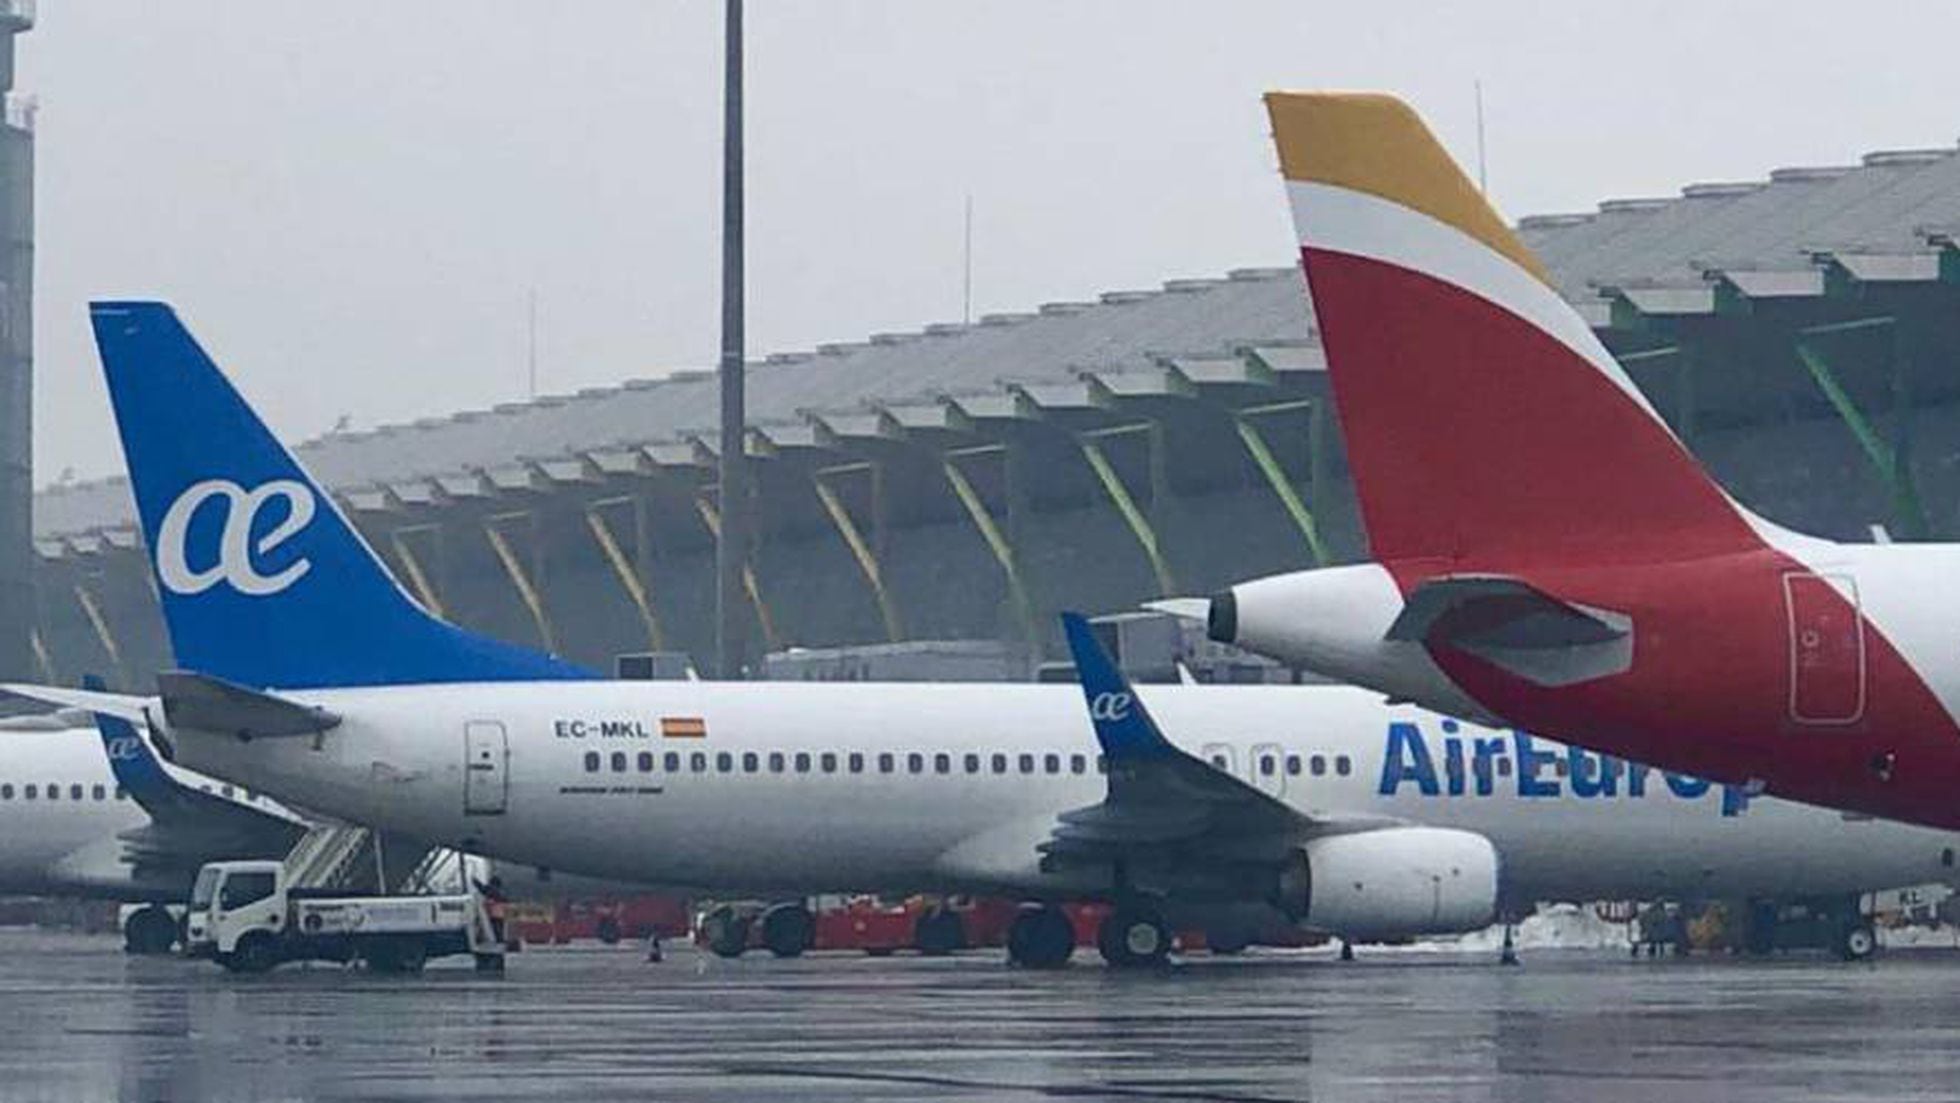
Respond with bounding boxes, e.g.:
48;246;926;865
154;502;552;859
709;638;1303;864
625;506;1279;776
83;677;310;875
4;673;341;740
1043;613;1394;867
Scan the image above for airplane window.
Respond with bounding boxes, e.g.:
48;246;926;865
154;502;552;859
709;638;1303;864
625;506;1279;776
907;753;924;774
769;752;785;773
44;783;55;801
1945;848;1956;869
114;787;126;801
1070;754;1086;775
1310;755;1326;776
715;752;733;772
1018;754;1035;774
92;785;106;801
991;754;1008;774
638;752;654;772
0;784;10;799
1336;756;1352;777
794;752;811;773
219;785;233;799
690;752;708;773
934;753;951;775
848;753;864;774
1258;755;1275;777
22;784;34;800
877;753;894;774
742;752;759;773
664;752;682;772
1096;755;1107;775
964;753;981;774
820;753;837;774
1210;754;1227;769
612;752;629;773
1044;754;1060;775
1286;755;1302;776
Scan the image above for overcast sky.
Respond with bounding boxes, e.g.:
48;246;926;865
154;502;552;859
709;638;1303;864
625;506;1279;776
22;1;1960;485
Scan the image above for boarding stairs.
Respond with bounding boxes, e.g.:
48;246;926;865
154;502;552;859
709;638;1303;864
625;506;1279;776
281;824;467;896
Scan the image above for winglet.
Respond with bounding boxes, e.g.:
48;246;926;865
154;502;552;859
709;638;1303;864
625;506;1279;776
83;674;181;817
1060;612;1176;762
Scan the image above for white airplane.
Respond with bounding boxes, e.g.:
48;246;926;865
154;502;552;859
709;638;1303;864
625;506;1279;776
16;303;1960;967
0;704;307;953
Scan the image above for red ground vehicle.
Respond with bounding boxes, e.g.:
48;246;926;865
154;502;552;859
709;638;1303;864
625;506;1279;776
509;896;690;946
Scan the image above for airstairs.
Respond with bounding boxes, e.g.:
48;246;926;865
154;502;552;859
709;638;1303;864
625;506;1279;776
282;823;487;898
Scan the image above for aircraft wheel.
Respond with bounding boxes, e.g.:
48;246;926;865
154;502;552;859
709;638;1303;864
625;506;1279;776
700;905;752;959
1006;905;1075;969
123;906;178;956
596;915;623;946
913;905;968;956
1097;904;1171;968
1839;922;1878;962
761;903;816;959
368;937;428;975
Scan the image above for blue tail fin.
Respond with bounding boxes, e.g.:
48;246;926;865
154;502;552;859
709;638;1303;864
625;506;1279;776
90;301;592;688
85;673;179;816
1060;612;1176;763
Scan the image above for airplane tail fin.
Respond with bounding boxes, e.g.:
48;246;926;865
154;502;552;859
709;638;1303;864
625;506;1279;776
90;302;592;688
1264;93;1763;568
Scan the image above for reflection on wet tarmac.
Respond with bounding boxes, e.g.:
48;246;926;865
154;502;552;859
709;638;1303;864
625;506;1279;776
1;929;1958;1101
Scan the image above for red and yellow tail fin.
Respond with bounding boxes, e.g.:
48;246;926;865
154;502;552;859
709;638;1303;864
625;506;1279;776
1265;91;1759;569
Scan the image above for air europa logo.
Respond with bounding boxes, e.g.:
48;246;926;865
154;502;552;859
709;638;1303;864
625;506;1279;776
1090;692;1132;722
105;736;142;762
155;479;317;597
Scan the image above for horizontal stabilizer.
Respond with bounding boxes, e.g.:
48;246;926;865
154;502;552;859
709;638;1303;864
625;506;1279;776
0;683;151;725
156;671;341;738
1388;576;1632;687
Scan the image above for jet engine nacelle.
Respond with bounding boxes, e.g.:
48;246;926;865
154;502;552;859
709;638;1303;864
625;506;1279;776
1273;826;1500;940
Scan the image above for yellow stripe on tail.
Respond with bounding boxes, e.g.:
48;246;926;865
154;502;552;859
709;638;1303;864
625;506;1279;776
1263;91;1549;285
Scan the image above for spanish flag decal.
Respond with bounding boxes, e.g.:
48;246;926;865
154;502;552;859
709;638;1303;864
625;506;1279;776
660;716;707;739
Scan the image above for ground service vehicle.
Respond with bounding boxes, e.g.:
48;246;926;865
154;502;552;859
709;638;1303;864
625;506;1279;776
184;859;505;974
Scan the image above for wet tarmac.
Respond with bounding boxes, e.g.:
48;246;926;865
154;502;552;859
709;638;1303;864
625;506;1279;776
0;929;1956;1102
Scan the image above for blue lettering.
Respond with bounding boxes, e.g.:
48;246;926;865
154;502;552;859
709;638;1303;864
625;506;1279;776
1720;785;1754;817
1444;737;1466;796
1472;737;1506;797
1514;733;1561;798
1567;749;1621;798
1625;761;1650;797
1664;772;1711;799
1378;722;1441;796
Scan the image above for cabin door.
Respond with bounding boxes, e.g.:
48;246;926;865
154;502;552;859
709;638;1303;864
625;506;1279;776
1783;573;1866;725
464;721;509;815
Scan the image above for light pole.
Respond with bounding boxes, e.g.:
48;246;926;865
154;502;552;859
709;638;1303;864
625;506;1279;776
714;0;749;680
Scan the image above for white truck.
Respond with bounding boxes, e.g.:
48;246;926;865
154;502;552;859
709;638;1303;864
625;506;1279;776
184;859;507;974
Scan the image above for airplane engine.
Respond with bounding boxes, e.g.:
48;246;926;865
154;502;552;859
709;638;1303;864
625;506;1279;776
1272;826;1500;940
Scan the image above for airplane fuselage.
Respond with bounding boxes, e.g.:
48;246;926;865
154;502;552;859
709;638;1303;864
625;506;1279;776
167;681;1960;910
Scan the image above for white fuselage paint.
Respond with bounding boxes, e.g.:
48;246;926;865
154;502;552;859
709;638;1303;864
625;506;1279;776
166;681;1960;908
0;731;155;898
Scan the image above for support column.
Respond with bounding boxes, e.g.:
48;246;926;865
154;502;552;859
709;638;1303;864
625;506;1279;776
811;472;903;642
0;12;34;681
388;525;446;618
695;497;780;651
1235;414;1329;567
483;512;557;652
585;497;665;651
943;455;1037;647
1078;434;1177;596
1794;327;1927;539
71;578;126;687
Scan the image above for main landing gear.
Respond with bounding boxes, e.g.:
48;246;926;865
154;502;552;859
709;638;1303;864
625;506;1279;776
1096;901;1173;969
1006;905;1075;969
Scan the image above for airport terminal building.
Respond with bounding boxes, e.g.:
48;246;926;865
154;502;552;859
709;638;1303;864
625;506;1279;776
27;142;1960;687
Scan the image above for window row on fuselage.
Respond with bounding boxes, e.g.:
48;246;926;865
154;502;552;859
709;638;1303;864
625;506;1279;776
583;748;1356;780
0;782;127;803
